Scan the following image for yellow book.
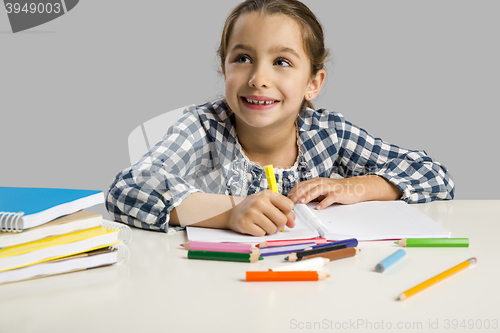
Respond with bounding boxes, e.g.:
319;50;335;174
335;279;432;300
0;226;120;273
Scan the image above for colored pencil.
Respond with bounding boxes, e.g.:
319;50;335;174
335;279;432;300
395;238;469;247
285;243;347;262
246;271;330;282
187;249;262;263
291;247;360;262
181;241;253;253
310;238;358;250
271;258;330;271
258;238;327;248
375;249;406;273
259;242;316;257
399;257;477;300
264;165;283;232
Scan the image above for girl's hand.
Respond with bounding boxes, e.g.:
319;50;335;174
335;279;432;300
288;176;402;210
227;190;296;237
288;178;365;209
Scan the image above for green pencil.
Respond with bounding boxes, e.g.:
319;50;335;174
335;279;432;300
395;238;469;247
187;249;263;263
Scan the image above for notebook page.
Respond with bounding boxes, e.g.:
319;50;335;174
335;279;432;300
310;201;451;241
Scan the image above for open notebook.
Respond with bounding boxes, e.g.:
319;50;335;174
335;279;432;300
186;201;451;243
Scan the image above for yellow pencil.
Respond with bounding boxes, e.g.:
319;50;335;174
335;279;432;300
399;257;477;300
264;165;283;232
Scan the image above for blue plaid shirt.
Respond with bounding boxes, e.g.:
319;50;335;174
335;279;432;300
106;99;454;232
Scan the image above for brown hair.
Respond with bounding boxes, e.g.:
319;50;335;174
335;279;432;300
217;0;330;110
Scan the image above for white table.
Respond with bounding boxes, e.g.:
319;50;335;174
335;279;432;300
1;200;499;333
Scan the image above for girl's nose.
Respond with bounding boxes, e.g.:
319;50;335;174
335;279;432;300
248;65;270;88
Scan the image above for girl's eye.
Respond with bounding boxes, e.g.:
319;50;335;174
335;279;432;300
235;55;251;63
275;58;292;67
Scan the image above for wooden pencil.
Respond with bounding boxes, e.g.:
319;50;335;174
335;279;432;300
285;243;346;262
181;241;254;253
246;271;330;282
292;247;360;262
187;249;262;263
258;238;327;248
271;257;330;271
399;257;477;300
395;238;469;247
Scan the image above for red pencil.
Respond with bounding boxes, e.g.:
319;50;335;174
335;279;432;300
258;238;327;248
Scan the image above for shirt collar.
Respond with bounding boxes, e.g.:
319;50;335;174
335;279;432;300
196;99;337;178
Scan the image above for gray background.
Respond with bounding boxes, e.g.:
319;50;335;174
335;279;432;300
1;0;498;219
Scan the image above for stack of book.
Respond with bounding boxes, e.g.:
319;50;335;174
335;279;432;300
0;186;131;285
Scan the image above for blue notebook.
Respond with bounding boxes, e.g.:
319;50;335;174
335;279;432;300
0;187;104;232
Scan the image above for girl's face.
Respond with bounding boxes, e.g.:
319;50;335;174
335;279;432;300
224;13;320;131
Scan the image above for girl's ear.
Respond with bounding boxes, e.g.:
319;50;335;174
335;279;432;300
305;69;326;101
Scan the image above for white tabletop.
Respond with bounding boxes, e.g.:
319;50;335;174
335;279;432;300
1;200;499;333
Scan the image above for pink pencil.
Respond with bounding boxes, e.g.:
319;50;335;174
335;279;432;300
258;238;327;248
181;241;253;253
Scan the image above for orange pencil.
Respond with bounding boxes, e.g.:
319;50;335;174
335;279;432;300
399;257;477;300
246;271;330;282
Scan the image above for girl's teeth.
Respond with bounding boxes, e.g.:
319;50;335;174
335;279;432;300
245;98;275;105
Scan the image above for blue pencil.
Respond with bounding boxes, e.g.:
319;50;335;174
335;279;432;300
259;242;317;257
311;238;358;250
375;249;406;273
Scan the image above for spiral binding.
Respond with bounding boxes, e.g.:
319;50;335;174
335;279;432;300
0;211;24;232
102;220;133;244
110;243;130;264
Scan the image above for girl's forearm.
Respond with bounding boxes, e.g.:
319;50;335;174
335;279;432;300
356;175;402;201
169;192;243;229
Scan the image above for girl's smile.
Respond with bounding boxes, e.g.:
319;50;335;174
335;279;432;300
241;95;280;110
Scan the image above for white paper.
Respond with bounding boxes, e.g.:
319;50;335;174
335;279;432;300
186;201;451;242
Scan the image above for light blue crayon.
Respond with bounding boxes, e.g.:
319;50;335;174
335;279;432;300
375;249;406;273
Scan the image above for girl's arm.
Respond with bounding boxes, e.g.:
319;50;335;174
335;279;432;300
169;191;295;236
288;174;402;209
289;112;454;207
106;105;295;234
106;108;221;232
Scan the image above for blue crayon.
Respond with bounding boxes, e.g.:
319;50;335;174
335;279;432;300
375;249;406;273
311;238;358;250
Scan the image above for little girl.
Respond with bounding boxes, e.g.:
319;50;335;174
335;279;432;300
106;0;454;236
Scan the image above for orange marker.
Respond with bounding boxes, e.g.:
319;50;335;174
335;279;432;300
246;271;330;282
399;257;477;300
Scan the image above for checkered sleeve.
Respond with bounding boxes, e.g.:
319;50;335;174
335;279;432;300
332;113;455;203
106;108;211;232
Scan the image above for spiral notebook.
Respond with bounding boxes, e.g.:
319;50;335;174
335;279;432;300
0;187;104;232
0;210;103;249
